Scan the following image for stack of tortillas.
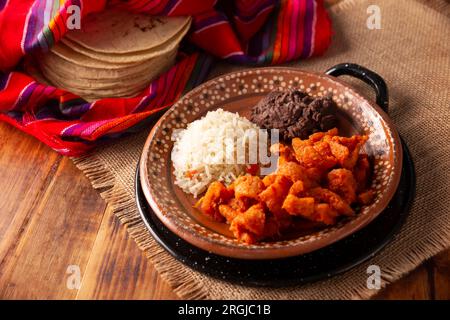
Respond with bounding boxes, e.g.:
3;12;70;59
31;10;191;101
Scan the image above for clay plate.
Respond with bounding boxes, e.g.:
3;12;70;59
139;67;403;260
135;140;415;286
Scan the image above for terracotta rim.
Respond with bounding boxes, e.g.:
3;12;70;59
140;67;403;260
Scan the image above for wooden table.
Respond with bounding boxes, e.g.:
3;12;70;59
0;121;449;299
1;0;449;298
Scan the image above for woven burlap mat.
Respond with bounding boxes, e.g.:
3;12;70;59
73;0;450;299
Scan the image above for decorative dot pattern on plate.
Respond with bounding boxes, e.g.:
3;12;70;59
143;68;400;253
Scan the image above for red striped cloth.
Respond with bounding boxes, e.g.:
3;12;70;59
0;0;332;156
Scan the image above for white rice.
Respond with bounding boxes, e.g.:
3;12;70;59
171;108;260;198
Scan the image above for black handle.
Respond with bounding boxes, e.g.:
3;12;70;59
325;63;389;113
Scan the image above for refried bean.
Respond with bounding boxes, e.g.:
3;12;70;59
250;89;337;140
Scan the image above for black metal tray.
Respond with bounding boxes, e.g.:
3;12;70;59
134;139;415;287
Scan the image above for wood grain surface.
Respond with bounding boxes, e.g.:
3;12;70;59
0;0;449;300
0;121;448;300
